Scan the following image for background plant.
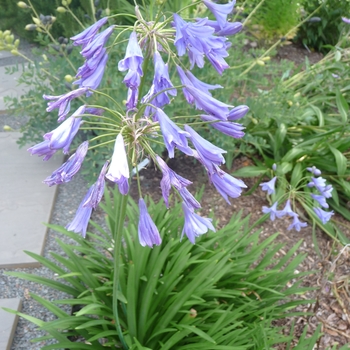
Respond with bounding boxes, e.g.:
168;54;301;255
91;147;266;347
296;0;350;53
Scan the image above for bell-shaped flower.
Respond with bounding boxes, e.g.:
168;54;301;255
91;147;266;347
66;187;94;238
157;155;192;207
288;214;307;231
307;176;326;191
184;125;226;172
82;161;109;209
118;31;143;78
186;70;222;95
200;18;242;36
342;17;350;24
179;188;201;210
306;166;321;176
200;114;245;138
210;168;246;204
185;85;230;120
43;112;83;154
27;140;57;161
106;134;130;195
203;0;236;29
142;52;177;113
71;17;108;47
259;176;277;195
44;141;89;186
176;66;194;104
138;198;162;247
155;109;192;158
81;26;114;59
320;184;333;199
74;50;108;94
44;88;89;122
276;199;296;218
311;194;329;208
227;105;249;120
172;14;230;73
181;202;215;244
313;207;334;224
262;202;279;221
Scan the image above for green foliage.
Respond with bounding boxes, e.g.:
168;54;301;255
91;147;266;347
296;0;350;53
240;0;303;41
5;190;319;349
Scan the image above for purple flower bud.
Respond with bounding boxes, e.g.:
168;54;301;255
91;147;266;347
262;202;278;221
306;166;321;176
142;52;177;114
43;113;83;154
118;31;143;77
106;134;129;195
126;88;138;109
155;109;192;158
27;140;57;161
81;26;114;59
185;85;230;120
311;194;329;208
85;107;104;116
71;17;108;47
44;88;89;122
288;214;307;231
43;141;89;186
200;114;245;138
82;161;109;209
199;18;242;36
342;17;350;24
276;199;296;218
184;125;226;173
138;198;162;247
74;50;108;93
157;155;192;207
227;105;249;120
259;177;277;195
272;163;277;171
181;202;215;244
210;169;247;204
179;188;201;210
313;207;334;224
203;0;236;29
66;188;94;238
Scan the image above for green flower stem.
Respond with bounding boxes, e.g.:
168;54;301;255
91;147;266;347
112;190;129;350
137;54;151;110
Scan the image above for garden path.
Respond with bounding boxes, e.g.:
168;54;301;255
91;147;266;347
0;56;63;349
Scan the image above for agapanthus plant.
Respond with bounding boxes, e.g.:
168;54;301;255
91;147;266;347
26;2;246;347
260;164;334;231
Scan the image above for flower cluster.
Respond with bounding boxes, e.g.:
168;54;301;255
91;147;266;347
260;165;334;231
28;1;248;245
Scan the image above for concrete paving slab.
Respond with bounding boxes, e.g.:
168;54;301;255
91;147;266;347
0;298;22;350
0;132;63;268
0;65;29;111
